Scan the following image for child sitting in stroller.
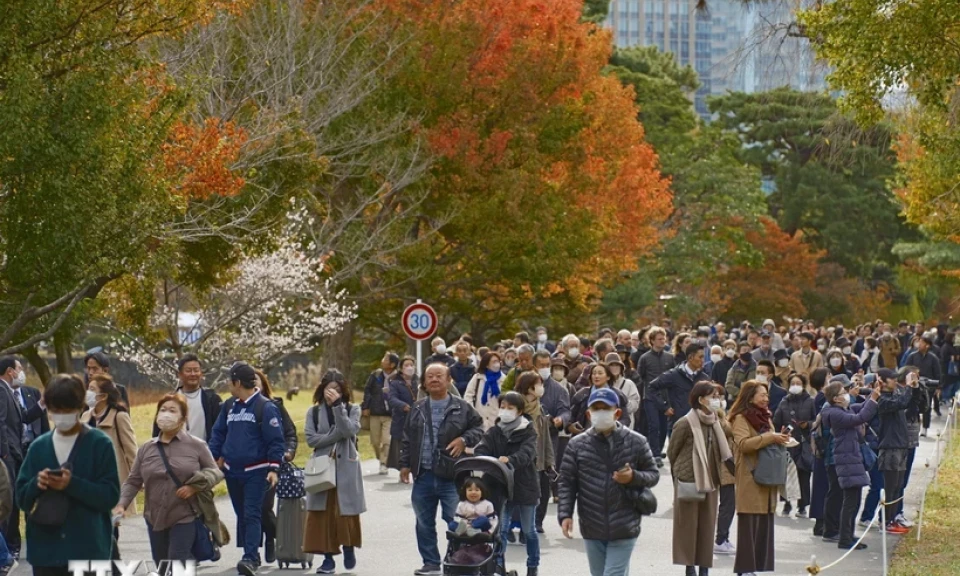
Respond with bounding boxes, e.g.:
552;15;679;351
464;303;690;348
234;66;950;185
447;478;497;565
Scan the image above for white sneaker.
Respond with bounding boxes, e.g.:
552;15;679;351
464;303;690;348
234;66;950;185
379;464;389;475
859;520;872;528
895;513;915;528
713;540;736;555
921;428;928;437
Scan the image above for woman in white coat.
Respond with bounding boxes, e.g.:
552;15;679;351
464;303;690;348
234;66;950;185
303;369;366;575
605;352;641;428
464;352;505;430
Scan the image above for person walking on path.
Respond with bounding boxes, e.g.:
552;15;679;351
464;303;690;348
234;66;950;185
303;369;366;575
668;383;734;576
362;352;399;475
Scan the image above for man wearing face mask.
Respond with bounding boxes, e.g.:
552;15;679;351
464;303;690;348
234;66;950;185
773;349;791;383
502;345;538;394
534;327;556;354
710;343;735;395
559;334;590;385
789;332;825;380
724;342;756;402
557;388;660;576
638;327;675;464
650;344;710;432
0;357;25;561
208;362;286;576
424;338;456;372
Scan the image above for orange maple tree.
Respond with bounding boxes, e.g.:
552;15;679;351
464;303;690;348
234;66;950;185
379;0;671;332
163;117;247;200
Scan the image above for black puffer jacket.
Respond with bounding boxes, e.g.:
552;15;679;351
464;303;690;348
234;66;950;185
877;386;914;450
474;419;539;505
400;396;484;479
557;423;660;540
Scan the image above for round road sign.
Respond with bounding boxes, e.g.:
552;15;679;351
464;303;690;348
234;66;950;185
402;302;438;341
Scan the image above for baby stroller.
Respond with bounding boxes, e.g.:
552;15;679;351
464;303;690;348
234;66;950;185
443;456;517;576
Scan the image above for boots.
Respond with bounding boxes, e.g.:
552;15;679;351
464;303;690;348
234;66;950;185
685;567;696;576
813;519;824;536
526;569;538;576
699;568;709;576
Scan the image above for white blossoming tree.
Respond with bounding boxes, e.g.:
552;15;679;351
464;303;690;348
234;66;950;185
105;206;357;386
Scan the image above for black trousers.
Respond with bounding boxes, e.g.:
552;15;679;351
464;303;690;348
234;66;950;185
797;468;812;510
716;484;735;545
261;484;277;542
882;470;906;524
535;471;551;528
2;457;19;553
839;486;863;546
823;466;843;537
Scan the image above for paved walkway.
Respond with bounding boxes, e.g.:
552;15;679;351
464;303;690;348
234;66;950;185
16;417;945;576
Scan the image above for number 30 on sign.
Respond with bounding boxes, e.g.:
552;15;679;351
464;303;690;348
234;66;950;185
402;302;437;341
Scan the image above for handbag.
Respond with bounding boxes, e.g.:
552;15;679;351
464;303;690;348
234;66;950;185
305;406;338;493
156;444;218;562
677;480;706;502
752;444;788;486
277;461;306;499
29;426;87;527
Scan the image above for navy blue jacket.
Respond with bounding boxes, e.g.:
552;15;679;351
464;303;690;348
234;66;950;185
449;363;476;396
768;381;788;415
877;387;913;450
650;365;710;419
208;390;286;477
822;399;878;489
388;377;418;439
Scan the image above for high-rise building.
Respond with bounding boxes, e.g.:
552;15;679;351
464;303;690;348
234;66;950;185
605;0;827;117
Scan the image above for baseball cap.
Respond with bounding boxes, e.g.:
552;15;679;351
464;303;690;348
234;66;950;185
588;387;620;408
829;374;852;388
230;362;257;385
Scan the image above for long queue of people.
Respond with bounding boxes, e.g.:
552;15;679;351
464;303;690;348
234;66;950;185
371;319;947;576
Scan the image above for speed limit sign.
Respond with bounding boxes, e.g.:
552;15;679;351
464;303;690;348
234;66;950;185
402;301;438;341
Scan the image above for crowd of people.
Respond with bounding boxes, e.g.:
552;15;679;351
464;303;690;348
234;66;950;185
0;317;949;576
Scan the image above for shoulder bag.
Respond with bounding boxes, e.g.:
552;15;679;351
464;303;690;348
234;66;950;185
677;480;706;502
752;443;788;486
426;400;458;479
156;443;217;562
29;426;87;527
304;406;337;493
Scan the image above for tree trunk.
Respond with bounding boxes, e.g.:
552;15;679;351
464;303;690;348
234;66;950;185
23;344;52;387
54;331;73;374
321;319;357;384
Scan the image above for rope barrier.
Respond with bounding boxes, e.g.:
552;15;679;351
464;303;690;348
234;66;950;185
806;497;883;574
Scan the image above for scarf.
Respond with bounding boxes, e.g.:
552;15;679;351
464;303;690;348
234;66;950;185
498;414;528;438
743;404;772;433
481;370;501;406
684;408;733;493
525;396;543;420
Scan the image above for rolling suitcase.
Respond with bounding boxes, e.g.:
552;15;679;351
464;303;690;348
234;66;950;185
276;497;313;570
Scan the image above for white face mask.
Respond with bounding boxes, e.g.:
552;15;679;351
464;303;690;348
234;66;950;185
538;333;548;343
156;412;181;432
537;368;551;381
533;385;545;398
505;359;516;368
842;346;852;355
403;366;416;377
724;349;736;359
839;393;851;407
498;409;518;424
85;390;99;409
567;347;580;360
708;398;723;412
489;362;502;373
589;409;616;431
552;369;566;382
13;371;25;387
789;385;803;395
755;374;768;384
777;359;789;367
829;357;842;368
436;345;447;355
51;412;80;430
710;354;722;364
817;344;827;352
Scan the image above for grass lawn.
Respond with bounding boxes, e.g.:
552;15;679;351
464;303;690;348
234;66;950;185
126;390;376;510
889;435;960;576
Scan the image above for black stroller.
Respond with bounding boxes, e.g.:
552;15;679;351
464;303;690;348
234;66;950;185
442;456;517;576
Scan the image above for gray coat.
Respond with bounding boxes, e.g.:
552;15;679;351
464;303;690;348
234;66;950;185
304;403;367;516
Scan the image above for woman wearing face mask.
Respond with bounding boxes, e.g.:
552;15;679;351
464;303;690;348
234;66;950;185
568;364;630;435
727;380;790;576
514;372;556;535
17;374;120;576
772;373;815;518
387;357;419;473
710;341;737;397
114;395;223;565
825;350;850;378
668;383;734;576
474;391;541;576
82;374;138;517
464;352;506;431
724;343;756;402
820;380;880;551
605;353;640;429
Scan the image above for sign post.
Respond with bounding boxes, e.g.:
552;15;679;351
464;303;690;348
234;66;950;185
402;299;438;376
